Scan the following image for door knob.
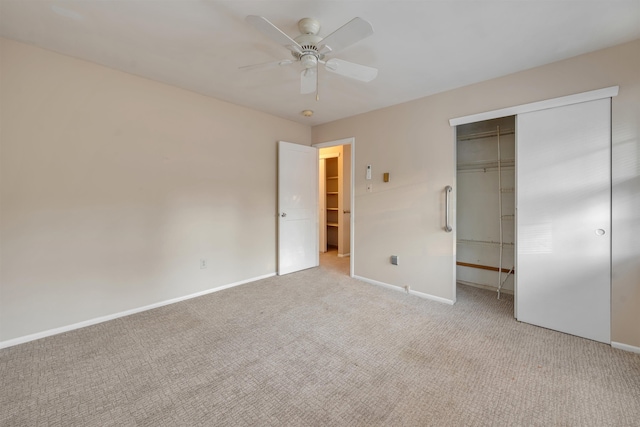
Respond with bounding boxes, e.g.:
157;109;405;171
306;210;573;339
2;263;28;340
281;212;287;217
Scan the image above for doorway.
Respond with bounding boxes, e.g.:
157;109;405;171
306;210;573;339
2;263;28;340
455;116;516;302
314;138;355;277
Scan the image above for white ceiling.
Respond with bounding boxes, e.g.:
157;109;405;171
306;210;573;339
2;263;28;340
2;1;639;126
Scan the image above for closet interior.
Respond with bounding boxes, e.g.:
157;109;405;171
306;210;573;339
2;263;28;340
318;145;351;258
456;116;516;298
325;156;339;249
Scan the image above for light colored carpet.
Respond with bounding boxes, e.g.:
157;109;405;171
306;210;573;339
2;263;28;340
1;252;639;426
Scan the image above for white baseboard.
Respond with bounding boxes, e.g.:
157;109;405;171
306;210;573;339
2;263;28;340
337;253;350;258
353;275;455;305
409;288;455;305
611;341;640;354
0;272;276;350
353;275;400;292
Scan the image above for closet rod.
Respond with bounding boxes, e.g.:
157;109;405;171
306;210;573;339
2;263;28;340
457;239;514;246
458;159;515;167
457;261;515;274
458;166;515;174
457;159;515;171
457;129;515;141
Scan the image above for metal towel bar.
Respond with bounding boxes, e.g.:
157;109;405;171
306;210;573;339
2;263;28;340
445;186;453;232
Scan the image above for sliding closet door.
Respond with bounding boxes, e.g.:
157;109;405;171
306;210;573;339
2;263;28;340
516;99;611;343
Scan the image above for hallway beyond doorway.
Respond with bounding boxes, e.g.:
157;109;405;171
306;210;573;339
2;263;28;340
319;248;349;276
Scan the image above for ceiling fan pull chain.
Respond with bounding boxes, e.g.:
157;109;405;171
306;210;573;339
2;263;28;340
316;63;320;101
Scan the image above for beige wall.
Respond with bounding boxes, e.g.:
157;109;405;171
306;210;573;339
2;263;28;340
313;39;640;348
0;39;310;342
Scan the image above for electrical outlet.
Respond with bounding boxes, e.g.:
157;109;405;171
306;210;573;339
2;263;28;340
200;259;207;269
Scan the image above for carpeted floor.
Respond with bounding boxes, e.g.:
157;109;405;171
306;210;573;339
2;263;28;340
1;252;639;426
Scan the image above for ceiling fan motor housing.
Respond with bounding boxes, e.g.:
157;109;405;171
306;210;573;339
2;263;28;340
294;34;323;58
297;18;320;35
293;18;324;64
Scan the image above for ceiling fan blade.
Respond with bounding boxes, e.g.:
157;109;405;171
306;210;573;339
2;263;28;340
239;59;293;71
300;68;317;94
324;58;378;82
318;17;373;55
245;15;303;54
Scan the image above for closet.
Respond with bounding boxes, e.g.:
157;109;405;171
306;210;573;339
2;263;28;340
456;116;516;298
319;145;351;257
451;89;614;344
325;157;339;249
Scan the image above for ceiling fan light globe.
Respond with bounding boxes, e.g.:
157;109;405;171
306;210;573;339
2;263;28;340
301;54;318;69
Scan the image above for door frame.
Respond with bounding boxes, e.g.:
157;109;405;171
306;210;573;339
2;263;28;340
313;137;356;278
448;86;619;305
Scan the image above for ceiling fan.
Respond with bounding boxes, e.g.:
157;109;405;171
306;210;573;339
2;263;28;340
242;15;377;99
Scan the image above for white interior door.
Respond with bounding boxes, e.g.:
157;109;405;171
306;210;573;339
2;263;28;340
516;98;611;343
278;141;319;275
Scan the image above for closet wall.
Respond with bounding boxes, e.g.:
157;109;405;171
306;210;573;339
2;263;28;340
456;116;516;294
